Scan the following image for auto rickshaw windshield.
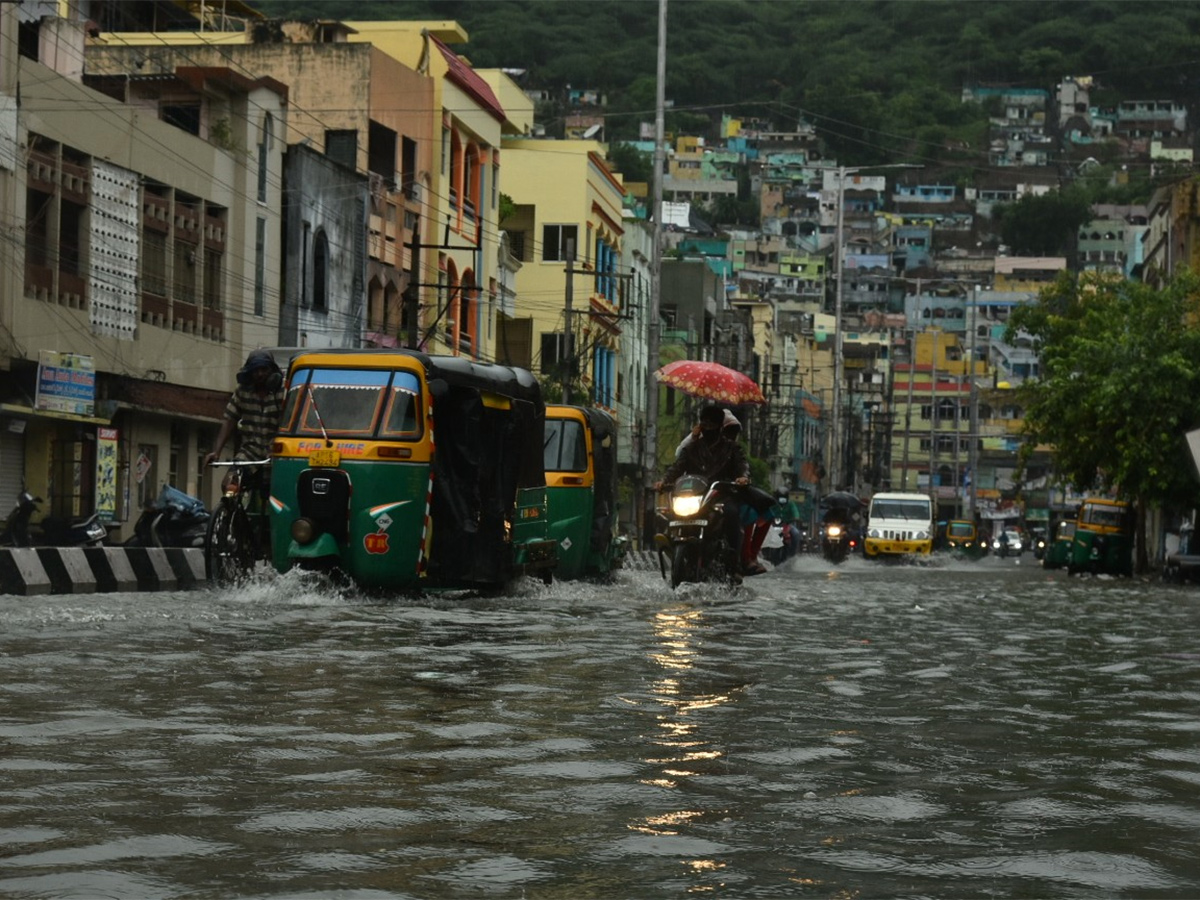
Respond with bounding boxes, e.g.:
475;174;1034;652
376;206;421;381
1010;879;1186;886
544;418;588;472
280;367;423;439
1080;503;1126;529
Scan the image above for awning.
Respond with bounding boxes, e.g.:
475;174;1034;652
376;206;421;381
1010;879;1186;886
0;402;113;426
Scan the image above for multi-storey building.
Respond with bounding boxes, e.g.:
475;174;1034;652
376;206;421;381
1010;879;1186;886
1;3;285;529
498;139;626;408
87;17;432;354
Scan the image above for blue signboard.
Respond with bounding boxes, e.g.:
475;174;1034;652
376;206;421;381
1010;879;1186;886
36;350;96;417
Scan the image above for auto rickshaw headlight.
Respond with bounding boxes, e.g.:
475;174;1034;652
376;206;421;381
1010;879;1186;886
291;517;317;545
671;494;703;518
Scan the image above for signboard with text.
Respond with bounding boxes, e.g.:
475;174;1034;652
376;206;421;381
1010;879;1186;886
95;427;119;522
36;351;95;417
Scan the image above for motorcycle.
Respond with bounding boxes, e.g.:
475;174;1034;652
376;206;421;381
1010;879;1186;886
37;512;107;547
821;520;859;563
655;476;744;589
125;484;210;549
762;517;788;565
0;488;41;547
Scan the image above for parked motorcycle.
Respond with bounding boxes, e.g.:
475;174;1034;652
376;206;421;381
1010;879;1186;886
655;476;743;589
37;512;107;547
0;488;41;547
125;484;210;549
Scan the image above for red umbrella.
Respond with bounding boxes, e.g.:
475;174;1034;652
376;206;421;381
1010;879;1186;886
654;360;767;406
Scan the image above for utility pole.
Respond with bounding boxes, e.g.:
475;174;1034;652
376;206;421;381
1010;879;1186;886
900;329;916;489
830;164;847;492
403;218;421;350
967;285;980;520
640;0;667;549
928;328;939;506
562;239;576;404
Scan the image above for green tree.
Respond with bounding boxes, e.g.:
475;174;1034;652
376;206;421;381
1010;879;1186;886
606;142;653;184
1008;270;1200;572
994;189;1092;257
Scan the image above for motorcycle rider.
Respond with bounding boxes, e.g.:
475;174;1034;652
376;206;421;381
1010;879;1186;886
656;405;767;576
769;489;802;559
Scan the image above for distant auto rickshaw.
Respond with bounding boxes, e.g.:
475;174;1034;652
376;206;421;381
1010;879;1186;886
543;405;627;580
269;349;558;591
1068;498;1133;577
944;519;985;559
1042;520;1076;570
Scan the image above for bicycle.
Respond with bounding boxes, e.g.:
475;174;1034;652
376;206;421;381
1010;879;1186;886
205;459;272;584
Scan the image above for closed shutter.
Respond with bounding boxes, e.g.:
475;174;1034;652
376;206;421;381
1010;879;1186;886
0;427;25;504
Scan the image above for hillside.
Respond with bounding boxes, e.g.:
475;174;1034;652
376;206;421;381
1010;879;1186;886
250;1;1200;166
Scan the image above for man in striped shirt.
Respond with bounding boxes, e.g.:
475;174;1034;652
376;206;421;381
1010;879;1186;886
204;349;285;489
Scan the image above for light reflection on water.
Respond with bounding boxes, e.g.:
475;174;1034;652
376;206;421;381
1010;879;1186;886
0;560;1198;897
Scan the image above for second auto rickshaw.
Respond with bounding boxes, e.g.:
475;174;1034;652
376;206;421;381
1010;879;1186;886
543;404;627;580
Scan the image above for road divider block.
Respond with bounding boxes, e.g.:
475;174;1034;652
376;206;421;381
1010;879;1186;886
37;547;97;594
85;547;139;592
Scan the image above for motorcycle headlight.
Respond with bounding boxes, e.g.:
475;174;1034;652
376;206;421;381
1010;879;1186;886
825;524;842;537
671;494;703;518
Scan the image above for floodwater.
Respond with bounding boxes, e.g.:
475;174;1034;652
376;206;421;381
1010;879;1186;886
1;553;1199;899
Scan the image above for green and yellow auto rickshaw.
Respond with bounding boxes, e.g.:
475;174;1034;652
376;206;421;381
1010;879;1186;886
543;405;627;580
1067;498;1133;577
944;519;985;560
1042;519;1076;570
269;349;558;591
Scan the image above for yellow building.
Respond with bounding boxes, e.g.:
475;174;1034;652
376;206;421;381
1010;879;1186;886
498;139;626;407
347;23;531;362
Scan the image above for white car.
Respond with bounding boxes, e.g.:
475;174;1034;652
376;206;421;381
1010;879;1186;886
992;530;1025;554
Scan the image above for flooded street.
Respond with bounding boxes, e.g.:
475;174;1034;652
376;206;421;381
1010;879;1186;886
2;555;1199;899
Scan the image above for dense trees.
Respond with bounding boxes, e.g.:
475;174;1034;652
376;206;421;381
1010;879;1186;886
1008;271;1200;570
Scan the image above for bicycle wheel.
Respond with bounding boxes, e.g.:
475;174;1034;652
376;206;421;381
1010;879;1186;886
205;501;255;584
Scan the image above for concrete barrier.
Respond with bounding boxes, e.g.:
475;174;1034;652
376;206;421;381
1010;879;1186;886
125;547;178;591
0;548;52;595
0;547;214;595
84;547;140;592
37;547;97;594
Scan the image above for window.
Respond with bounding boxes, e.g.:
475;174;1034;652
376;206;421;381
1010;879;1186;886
543;418;587;473
312;230;329;313
257;114;273;203
142;230;167;296
540;332;574;374
254;217;266;316
543;224;578;262
401;136;417;198
162;104;200;135
325;130;357;170
463;144;479;221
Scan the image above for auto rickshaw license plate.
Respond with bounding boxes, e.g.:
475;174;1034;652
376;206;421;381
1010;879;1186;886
309;448;341;468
